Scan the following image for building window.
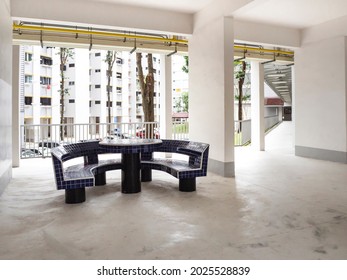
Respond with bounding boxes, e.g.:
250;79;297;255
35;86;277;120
95;69;101;73
95;53;101;57
116;102;121;106
40;56;52;66
24;96;32;105
40;77;51;85
69;63;75;67
116;72;122;79
89;101;92;107
116;87;122;93
95;85;101;89
69;81;75;86
25;75;32;83
116;58;123;64
25;53;32;62
106;101;113;107
95;100;101;105
40;97;51;106
69;99;75;103
89;85;92;91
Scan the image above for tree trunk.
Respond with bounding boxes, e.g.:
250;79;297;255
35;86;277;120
238;61;246;132
59;49;65;141
136;53;155;138
107;70;112;134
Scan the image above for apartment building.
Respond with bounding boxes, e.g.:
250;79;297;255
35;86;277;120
20;46;184;139
21;45;55;141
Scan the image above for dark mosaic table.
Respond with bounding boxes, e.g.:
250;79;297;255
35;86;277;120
99;138;162;193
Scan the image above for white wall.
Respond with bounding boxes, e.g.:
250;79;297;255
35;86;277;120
295;36;347;162
0;0;12;193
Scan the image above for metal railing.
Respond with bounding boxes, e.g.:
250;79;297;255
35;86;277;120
20;121;190;158
172;120;189;140
234;114;281;146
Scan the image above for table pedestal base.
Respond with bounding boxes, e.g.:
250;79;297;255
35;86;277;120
122;153;141;193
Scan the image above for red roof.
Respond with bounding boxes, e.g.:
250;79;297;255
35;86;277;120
172;112;189;118
264;98;284;106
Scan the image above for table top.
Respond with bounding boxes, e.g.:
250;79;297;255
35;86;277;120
99;138;162;147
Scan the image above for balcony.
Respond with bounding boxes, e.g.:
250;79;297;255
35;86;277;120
40;107;52;118
116;94;122;102
40;85;52;97
24;105;33;117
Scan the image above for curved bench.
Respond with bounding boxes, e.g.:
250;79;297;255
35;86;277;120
51;140;121;204
51;139;210;203
141;140;209;192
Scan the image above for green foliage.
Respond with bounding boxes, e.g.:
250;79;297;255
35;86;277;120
182;56;189;73
175;92;189;112
234;93;250;102
181;92;189;112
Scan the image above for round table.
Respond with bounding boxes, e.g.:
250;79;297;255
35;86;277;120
99;138;162;193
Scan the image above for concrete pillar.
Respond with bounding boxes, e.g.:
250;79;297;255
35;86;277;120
189;16;234;177
291;64;295;147
251;61;265;151
12;46;20;167
159;55;172;139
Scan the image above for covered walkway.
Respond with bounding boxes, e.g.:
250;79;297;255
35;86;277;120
0;122;346;259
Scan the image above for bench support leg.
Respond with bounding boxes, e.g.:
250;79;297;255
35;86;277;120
95;172;106;186
179;178;196;192
141;168;152;182
65;188;86;204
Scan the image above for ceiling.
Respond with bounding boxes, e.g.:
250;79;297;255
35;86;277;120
232;0;347;29
92;0;347;29
93;0;215;13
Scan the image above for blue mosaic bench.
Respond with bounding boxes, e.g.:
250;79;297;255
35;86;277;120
51;140;121;204
141;140;210;192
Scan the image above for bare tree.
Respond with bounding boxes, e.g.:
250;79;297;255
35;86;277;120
58;48;74;141
136;53;155;138
104;50;117;133
234;60;250;132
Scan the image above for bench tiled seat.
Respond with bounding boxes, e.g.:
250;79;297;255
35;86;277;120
51;140;121;204
141;140;210;191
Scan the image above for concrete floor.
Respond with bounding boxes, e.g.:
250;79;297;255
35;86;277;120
0;121;346;260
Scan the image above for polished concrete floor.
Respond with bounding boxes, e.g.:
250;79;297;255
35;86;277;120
0;121;346;260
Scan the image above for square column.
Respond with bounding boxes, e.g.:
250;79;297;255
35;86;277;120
12;45;20;167
189;16;234;177
159;55;172;139
251;61;265;151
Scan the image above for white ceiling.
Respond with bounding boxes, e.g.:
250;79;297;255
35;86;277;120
232;0;347;29
92;0;347;29
93;0;215;13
